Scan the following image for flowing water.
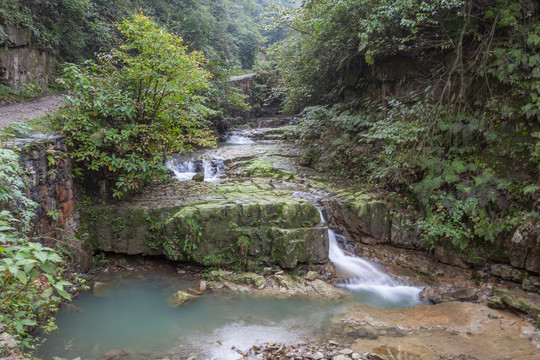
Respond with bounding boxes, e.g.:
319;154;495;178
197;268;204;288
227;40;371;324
218;130;259;146
36;201;425;360
301;192;423;308
165;157;224;182
329;230;422;308
38;129;427;360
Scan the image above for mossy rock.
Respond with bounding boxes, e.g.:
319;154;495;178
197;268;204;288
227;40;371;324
274;274;295;289
167;290;196;307
88;181;328;270
87;205;178;255
242;159;294;180
192;172;205;182
492;287;540;327
231;272;266;289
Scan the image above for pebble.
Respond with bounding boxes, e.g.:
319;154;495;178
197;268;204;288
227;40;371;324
246;341;382;360
333;355;351;360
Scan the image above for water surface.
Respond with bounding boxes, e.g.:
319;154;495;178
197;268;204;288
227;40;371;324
37;270;345;360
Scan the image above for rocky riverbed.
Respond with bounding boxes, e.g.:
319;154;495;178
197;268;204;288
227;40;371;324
37;116;540;360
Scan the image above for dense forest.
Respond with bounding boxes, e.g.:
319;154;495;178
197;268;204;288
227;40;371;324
1;0;539;358
269;0;539;259
0;0;289;69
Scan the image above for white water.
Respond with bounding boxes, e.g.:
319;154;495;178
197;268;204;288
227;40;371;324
165;159;197;181
328;230;423;305
165;157;224;182
202;158;224;183
316;205;423;306
224;130;256;145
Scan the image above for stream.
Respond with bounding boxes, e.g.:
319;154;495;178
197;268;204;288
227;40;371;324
36;128;429;360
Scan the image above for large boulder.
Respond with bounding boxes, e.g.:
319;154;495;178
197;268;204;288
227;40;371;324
88;182;328;269
324;197;392;244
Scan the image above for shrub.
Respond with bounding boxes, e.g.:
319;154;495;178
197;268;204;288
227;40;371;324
0;148;71;354
58;13;216;199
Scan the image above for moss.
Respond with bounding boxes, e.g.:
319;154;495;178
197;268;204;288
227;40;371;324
242;159;294;180
167;290;196;307
493;288;540;327
87;181;328;269
231;272;266;289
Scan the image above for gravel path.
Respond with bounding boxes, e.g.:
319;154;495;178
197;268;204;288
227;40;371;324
0;95;63;129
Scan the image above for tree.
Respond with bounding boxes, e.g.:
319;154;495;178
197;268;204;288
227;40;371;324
59;13;216;198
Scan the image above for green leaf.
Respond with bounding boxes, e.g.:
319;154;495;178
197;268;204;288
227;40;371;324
15;269;28;284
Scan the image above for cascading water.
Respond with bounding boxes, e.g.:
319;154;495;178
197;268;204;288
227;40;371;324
328;230;423;307
308;194;423;307
202;158;224;183
165;159;197;181
222;130;256;145
165;157;224;182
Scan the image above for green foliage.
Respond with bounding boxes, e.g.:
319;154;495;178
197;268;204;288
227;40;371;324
0;148;71;354
0;0;89;61
0;83;45;104
0;0;291;68
273;0;539;257
267;0;467;112
183;217;202;255
58;14;216;199
298;94;538;256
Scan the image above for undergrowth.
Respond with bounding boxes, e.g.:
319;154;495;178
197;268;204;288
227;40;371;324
0;83;45;104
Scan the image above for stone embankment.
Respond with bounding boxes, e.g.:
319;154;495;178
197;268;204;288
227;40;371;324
6;134;78;244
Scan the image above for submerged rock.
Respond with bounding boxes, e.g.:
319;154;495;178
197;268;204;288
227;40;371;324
93;281;114;297
168;290;196;307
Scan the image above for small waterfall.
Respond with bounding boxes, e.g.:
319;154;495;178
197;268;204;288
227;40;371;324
165;157;224;182
165;159;197;181
224;130;256;145
312;197;423;306
203;158;225;183
328;230;423;306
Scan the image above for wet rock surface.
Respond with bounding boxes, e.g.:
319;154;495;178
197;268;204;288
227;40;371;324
330;302;540;360
246;341;372;360
206;267;347;298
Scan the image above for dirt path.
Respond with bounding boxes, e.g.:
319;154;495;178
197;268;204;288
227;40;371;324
0;95;63;129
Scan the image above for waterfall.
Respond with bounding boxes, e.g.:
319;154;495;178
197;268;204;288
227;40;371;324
203;158;224;183
165;157;224;182
313;198;423;306
328;230;423;305
224;130;256;145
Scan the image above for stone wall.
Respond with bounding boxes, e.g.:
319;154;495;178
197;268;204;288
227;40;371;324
9;134;77;242
0;26;56;89
322;197;540;293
